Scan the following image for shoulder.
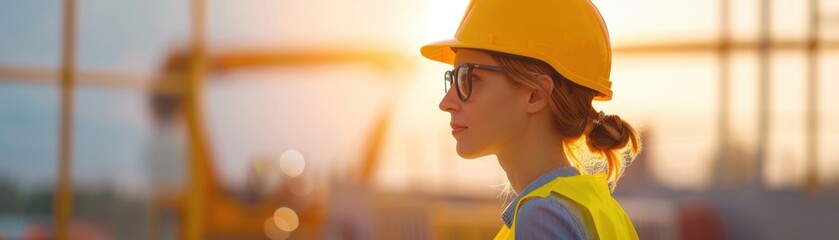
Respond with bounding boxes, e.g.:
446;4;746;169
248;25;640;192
514;195;588;240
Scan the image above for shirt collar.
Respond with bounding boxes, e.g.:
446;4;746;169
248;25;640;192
500;165;580;227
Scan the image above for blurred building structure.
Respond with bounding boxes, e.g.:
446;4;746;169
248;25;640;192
0;0;838;239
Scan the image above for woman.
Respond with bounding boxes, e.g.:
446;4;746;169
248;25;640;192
421;0;641;239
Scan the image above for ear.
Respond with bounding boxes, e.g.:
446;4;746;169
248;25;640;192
525;74;554;114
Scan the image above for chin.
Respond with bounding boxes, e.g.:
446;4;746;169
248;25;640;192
456;144;489;159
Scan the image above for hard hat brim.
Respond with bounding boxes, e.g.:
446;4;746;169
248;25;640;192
420;38;463;66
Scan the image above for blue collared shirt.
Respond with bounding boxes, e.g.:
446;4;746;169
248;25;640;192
501;166;590;240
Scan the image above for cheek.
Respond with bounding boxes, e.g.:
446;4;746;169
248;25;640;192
483;94;526;137
480;81;526;126
462;83;527;146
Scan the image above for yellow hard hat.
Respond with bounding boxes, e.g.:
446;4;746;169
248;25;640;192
421;0;614;100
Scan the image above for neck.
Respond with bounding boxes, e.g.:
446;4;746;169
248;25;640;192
496;121;571;195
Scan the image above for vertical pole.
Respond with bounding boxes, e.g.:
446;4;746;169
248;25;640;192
755;0;771;188
55;0;76;239
804;0;820;192
184;0;208;239
716;0;731;183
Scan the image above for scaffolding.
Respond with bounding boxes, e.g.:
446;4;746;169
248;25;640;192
0;0;836;239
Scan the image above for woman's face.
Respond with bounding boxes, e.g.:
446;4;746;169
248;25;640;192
439;49;530;159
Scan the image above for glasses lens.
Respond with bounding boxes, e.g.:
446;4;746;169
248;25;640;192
456;65;471;100
444;70;452;94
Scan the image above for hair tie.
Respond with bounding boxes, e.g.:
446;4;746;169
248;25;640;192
592;111;606;125
593;111;622;141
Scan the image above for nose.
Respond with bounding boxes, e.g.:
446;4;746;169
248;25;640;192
438;85;460;113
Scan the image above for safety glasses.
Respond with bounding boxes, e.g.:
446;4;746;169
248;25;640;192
444;63;506;101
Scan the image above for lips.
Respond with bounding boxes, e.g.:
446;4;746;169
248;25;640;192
450;122;468;135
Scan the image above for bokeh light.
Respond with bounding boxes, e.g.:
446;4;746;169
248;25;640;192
279;149;306;178
272;207;300;232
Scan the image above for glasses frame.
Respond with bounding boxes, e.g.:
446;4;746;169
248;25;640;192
444;63;506;101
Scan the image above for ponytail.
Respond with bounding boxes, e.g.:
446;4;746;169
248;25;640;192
586;111;641;190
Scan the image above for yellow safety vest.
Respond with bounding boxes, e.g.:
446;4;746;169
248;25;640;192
493;174;639;240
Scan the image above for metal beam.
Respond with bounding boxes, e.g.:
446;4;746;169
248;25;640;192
613;40;839;54
55;0;76;239
754;0;771;188
805;0;821;193
716;0;731;180
184;0;207;239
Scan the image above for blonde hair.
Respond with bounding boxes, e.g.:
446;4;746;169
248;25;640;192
486;50;642;191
